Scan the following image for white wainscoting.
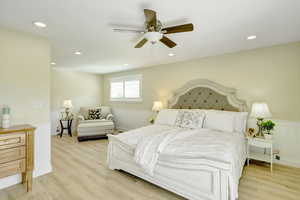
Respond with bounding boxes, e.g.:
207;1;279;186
0;122;52;190
51;111;60;135
112;108;300;168
112;108;153;131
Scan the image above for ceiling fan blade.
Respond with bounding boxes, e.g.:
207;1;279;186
134;38;148;48
144;9;157;27
160;36;177;48
162;23;194;34
113;28;145;33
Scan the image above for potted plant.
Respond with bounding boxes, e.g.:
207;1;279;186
261;120;276;139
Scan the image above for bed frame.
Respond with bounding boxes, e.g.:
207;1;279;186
107;79;247;200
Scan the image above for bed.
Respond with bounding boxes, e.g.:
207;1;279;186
107;79;248;200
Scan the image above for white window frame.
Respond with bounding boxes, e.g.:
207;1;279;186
110;74;143;102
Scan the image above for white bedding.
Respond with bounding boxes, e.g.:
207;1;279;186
116;124;178;145
113;125;247;199
134;128;200;176
163;128;246;199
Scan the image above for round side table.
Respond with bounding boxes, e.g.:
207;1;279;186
59;119;73;137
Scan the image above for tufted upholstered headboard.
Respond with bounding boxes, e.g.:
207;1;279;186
168;79;247;112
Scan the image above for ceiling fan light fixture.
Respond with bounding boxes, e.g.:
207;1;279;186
121;9;193;48
144;32;163;44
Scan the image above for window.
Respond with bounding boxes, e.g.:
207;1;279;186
110;75;142;101
110;82;123;98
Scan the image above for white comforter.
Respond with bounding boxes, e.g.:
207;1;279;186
115;125;247;199
134;128;200;176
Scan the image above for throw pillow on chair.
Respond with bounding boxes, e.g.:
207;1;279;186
88;108;102;120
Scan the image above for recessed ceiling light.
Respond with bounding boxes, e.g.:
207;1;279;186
74;51;82;55
168;53;175;57
33;21;47;28
50;62;56;65
123;64;129;66
247;35;257;40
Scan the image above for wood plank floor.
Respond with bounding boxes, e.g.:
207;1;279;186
0;135;300;200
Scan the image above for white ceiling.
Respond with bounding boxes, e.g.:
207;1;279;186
1;0;300;74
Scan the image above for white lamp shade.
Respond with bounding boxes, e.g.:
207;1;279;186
250;103;272;118
144;32;163;43
152;101;163;112
63;100;73;108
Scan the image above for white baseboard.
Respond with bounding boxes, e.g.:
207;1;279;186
274;158;300;168
33;162;53;177
0;162;52;190
0;175;21;190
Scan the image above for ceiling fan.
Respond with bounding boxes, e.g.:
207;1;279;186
113;9;194;48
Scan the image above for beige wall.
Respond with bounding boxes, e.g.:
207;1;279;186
104;41;300;122
0;28;51;188
103;42;300;167
50;69;103;134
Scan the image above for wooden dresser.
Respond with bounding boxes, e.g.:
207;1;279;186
0;124;36;191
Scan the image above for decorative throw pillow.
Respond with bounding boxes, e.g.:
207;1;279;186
179;110;206;129
175;110;185;127
88;108;102;120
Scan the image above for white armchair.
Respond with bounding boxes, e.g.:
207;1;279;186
77;106;115;141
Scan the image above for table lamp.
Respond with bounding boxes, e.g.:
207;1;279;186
149;101;163;124
250;103;272;137
63;100;73;118
152;101;163;113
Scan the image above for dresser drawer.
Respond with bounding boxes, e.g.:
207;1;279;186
0;159;26;178
0;146;26;164
0;133;25;150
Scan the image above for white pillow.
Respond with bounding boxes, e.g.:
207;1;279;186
155;109;179;126
203;110;248;133
203;112;235;132
178;110;206;129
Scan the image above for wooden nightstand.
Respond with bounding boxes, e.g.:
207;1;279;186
247;137;273;172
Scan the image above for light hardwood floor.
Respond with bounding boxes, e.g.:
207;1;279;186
0;135;300;200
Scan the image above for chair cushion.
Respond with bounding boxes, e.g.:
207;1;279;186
79;119;113;124
78;120;114;128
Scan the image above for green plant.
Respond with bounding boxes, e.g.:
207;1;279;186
261;120;276;134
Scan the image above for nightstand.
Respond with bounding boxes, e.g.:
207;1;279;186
59;119;73;138
247;137;273;172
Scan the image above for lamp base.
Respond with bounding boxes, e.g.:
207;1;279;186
255;118;264;138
